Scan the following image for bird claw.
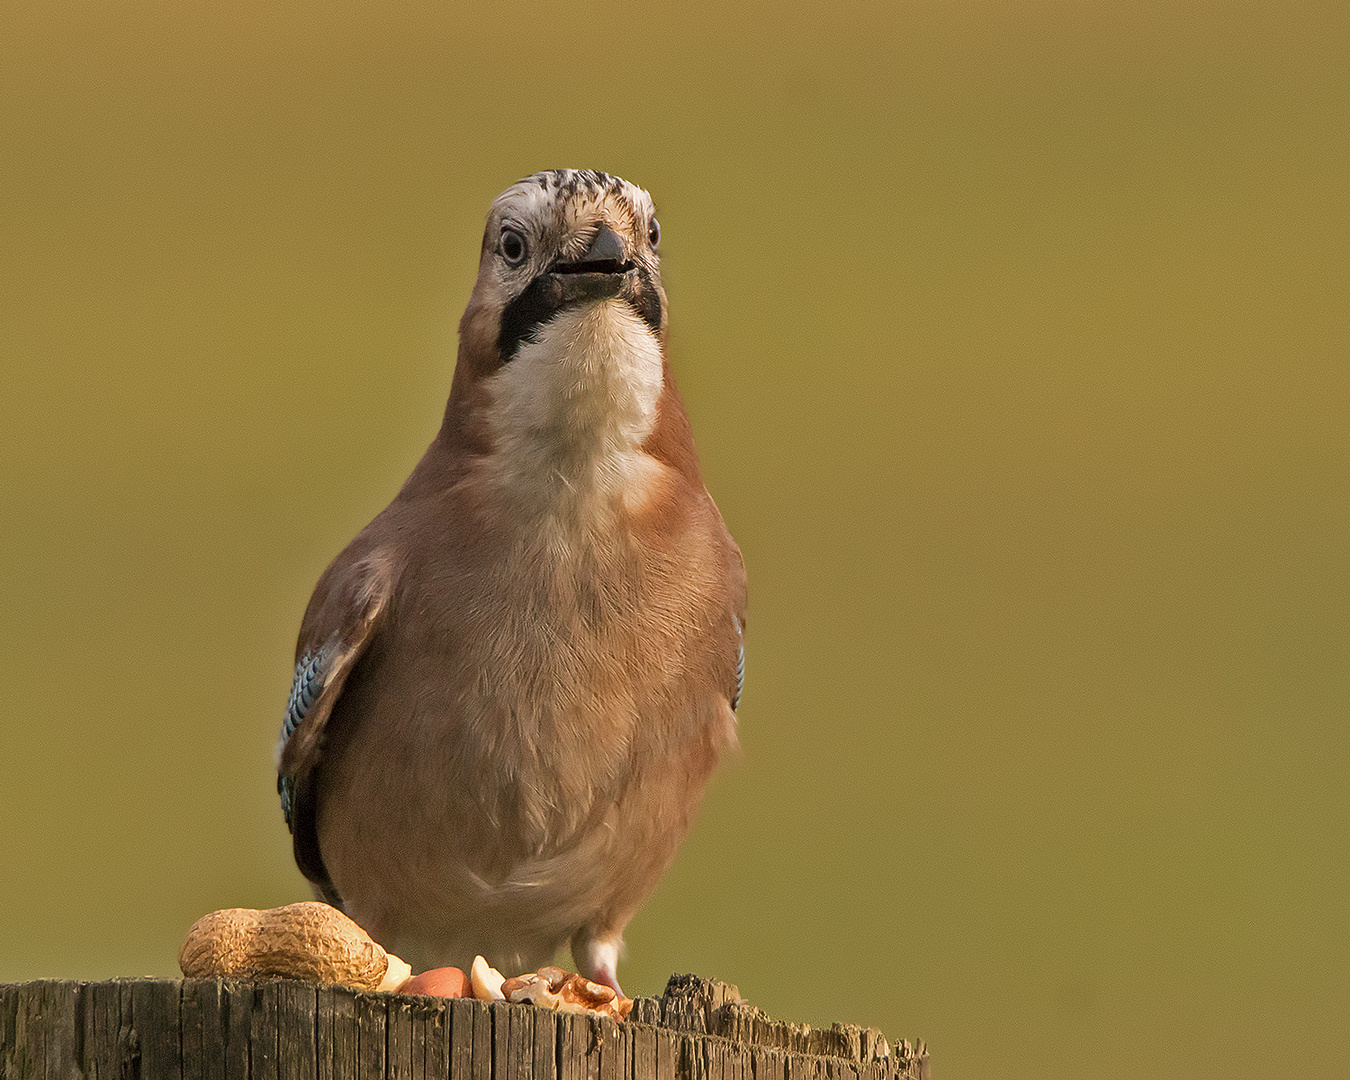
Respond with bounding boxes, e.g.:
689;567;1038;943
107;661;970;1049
590;964;622;998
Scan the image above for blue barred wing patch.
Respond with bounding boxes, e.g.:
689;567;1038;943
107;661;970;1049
731;618;745;712
278;648;329;829
278;777;295;829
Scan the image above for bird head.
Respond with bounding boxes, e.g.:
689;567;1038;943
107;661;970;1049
457;169;666;377
446;171;677;491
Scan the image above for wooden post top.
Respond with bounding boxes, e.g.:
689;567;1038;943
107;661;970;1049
0;972;928;1080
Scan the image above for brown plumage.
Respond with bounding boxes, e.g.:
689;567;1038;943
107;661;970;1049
276;170;746;991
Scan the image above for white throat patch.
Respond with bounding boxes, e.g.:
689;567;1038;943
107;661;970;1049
484;299;665;514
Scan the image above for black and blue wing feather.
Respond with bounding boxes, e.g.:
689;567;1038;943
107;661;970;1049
278;648;330;830
731;617;745;712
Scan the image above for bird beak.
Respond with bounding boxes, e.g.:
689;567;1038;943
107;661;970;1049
554;225;630;275
544;224;637;305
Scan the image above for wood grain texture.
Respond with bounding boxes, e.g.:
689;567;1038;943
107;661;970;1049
319;984;359;1080
0;975;927;1080
356;986;386;1079
505;999;534;1080
471;992;493;1080
420;994;450;1080
88;977;118;1080
278;980;317;1080
387;994;415;1080
250;980;280;1080
450;998;475;1080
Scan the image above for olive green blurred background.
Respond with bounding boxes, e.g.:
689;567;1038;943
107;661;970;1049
2;1;1347;1077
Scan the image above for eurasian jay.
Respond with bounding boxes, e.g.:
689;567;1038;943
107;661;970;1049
276;170;746;994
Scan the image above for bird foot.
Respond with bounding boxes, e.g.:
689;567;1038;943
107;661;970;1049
573;933;623;997
589;963;622;997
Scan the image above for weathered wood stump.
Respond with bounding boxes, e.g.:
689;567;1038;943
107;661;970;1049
0;973;927;1080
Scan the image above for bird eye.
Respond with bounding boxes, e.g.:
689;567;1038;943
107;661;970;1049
500;228;527;266
648;219;661;249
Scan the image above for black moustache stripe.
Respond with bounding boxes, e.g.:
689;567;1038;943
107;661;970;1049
497;268;664;364
632;265;663;336
498;274;565;365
